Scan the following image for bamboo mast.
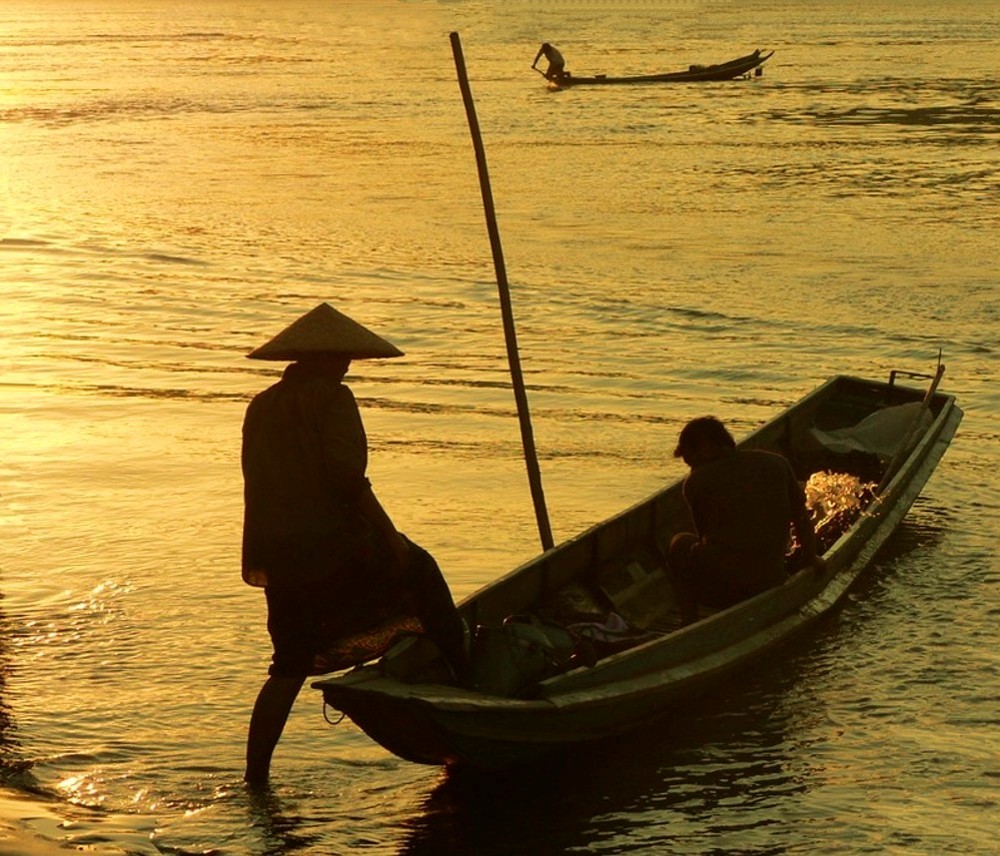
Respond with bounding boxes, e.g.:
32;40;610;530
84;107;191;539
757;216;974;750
449;31;554;551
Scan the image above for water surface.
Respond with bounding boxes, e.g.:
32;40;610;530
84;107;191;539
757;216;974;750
1;1;997;853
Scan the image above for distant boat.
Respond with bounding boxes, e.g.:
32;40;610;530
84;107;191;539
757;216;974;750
540;48;774;87
315;368;961;770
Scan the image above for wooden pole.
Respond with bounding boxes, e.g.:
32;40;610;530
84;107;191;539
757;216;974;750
449;31;554;551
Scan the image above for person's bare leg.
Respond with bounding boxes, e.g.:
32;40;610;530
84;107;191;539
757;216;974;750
245;674;305;786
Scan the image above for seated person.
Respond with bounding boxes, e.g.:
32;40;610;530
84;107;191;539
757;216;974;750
667;417;822;624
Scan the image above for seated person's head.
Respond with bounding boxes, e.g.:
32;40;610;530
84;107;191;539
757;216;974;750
674;416;735;466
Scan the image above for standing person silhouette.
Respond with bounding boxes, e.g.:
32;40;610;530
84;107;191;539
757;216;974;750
240;303;468;786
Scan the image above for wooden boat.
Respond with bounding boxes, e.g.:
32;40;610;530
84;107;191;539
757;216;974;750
543;48;774;87
314;369;961;770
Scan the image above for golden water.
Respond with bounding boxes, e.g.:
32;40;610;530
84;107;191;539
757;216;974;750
1;1;997;853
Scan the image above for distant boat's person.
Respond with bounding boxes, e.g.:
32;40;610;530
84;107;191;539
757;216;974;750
240;303;469;786
667;417;824;624
532;42;567;80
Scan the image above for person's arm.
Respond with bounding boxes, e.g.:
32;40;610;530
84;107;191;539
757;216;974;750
682;477;706;538
792;507;821;569
788;474;825;571
532;45;544;68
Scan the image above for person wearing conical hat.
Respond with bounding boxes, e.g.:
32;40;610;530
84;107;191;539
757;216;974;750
241;303;468;786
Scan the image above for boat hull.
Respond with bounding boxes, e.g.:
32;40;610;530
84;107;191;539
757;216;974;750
551;49;774;87
315;373;962;769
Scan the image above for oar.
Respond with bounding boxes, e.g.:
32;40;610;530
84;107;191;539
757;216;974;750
876;356;946;494
531;66;564;87
450;31;555;552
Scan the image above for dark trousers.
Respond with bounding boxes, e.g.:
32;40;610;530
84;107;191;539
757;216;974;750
265;537;467;678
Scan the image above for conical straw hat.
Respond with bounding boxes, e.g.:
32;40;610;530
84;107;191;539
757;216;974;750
247;303;404;361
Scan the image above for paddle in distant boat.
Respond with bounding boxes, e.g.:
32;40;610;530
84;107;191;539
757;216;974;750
533;46;774;87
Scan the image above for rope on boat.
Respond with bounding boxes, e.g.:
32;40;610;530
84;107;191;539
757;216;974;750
322;702;346;726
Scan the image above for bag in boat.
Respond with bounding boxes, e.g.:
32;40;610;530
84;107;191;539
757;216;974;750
471;615;586;698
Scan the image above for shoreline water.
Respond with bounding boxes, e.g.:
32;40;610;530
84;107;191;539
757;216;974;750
0;788;141;855
0;788;88;855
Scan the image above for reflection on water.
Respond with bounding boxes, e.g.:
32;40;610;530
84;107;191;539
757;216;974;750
242;787;322;856
401;679;807;856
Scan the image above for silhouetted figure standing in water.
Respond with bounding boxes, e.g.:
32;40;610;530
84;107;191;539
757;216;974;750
667;417;823;624
241;303;468;786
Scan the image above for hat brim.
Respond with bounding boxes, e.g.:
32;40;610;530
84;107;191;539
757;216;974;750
247;303;404;361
